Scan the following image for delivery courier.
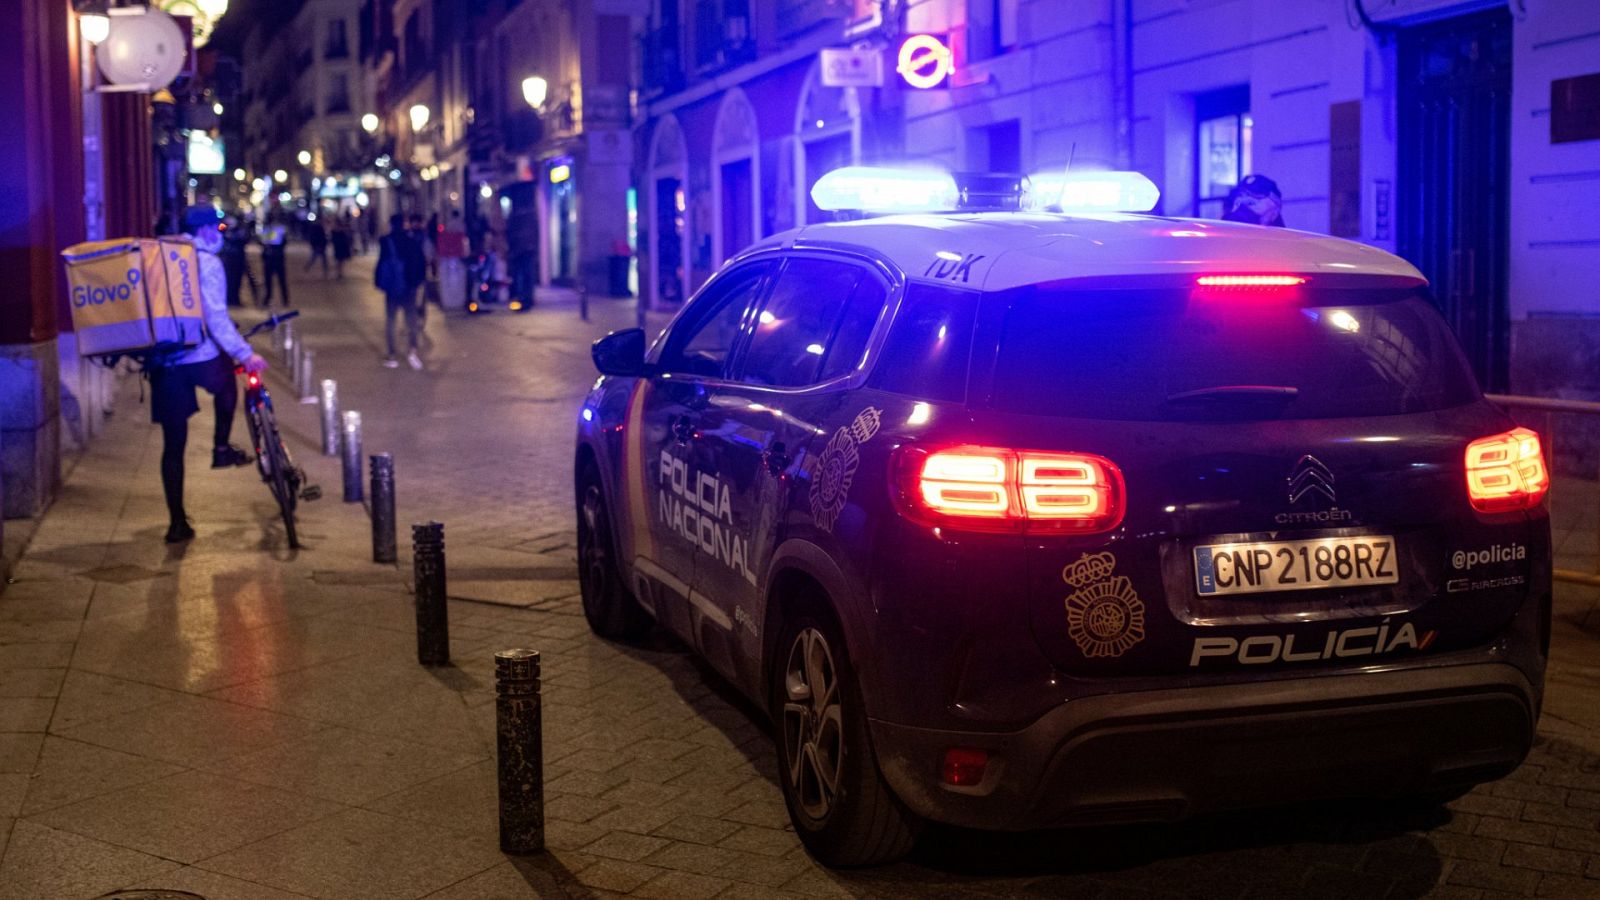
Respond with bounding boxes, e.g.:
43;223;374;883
146;207;269;543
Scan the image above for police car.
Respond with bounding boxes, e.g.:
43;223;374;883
575;167;1550;866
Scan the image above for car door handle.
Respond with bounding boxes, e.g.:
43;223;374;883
763;441;791;475
671;415;694;442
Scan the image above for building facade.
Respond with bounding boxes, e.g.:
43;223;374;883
635;0;1600;405
241;0;369;217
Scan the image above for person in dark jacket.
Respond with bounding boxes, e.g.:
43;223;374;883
376;213;427;369
303;217;330;275
259;216;290;306
1220;174;1286;227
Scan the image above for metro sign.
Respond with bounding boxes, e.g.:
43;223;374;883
897;34;953;90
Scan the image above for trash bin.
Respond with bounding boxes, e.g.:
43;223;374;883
608;254;631;297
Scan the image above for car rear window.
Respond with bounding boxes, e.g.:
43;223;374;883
986;285;1479;420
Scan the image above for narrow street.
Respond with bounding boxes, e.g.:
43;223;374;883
3;249;1600;899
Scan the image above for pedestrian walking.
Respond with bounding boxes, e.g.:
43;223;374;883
1220;174;1286;227
259;217;290;306
377;213;427;370
219;215;249;307
331;214;353;279
148;206;268;543
303;217;330;276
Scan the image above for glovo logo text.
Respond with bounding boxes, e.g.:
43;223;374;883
170;250;197;310
73;268;141;308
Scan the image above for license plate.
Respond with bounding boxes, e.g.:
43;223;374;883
1194;536;1398;596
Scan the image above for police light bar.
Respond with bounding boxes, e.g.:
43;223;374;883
1025;171;1161;213
810;167;960;213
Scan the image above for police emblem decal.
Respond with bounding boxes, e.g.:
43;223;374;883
809;407;882;531
1061;552;1146;658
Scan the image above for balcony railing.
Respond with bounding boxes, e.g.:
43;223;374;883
693;0;754;72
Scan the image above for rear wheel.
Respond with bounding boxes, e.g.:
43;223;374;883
576;467;650;639
771;601;922;866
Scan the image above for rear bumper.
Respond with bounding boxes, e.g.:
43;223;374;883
870;661;1537;830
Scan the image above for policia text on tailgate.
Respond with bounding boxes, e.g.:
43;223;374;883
574;167;1551;867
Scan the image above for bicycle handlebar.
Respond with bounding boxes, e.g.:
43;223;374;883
241;309;301;340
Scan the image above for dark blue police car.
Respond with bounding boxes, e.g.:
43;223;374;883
574;168;1551;866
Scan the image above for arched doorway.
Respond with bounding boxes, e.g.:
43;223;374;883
711;88;761;267
793;61;861;226
646;114;690;307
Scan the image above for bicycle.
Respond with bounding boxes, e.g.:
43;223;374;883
238;311;321;548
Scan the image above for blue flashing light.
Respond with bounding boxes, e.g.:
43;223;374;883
810;166;959;213
1026;171;1161;213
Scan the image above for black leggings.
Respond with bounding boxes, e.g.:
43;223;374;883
158;377;237;523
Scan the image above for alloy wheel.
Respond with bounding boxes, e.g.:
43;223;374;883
782;627;845;822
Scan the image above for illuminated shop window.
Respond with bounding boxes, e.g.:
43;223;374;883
1194;85;1252;219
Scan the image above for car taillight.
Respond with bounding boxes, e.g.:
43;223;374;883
1465;427;1549;513
896;445;1124;533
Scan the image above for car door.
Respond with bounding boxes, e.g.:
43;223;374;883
691;254;891;687
626;261;774;640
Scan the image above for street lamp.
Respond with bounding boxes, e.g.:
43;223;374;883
521;76;547;110
232;168;245;181
79;12;110;44
297;149;312;166
213;101;224;115
273;169;287;183
409;104;430;131
361;112;379;134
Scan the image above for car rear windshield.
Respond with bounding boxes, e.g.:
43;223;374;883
985;284;1480;421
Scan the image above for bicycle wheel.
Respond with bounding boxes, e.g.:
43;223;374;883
255;407;300;548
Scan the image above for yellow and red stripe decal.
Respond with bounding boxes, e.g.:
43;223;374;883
621;380;657;565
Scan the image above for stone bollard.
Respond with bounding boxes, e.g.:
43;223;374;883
370;453;396;564
341;411;363;502
299;349;318;403
496;648;544;855
319;379;339;456
413;522;449;666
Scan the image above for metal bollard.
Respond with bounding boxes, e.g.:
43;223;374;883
578;284;589;322
280;319;295;359
496;648;544;855
413;522;449;666
299;349;318;403
370;453;397;563
290;340;304;389
341;411;363;502
319;379;339;456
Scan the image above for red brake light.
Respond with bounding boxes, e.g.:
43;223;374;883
1195;275;1308;287
247;373;260;388
896;445;1124;533
1465;427;1548;513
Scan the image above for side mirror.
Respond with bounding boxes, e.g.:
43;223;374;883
592;328;647;377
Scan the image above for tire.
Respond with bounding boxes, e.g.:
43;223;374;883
256;410;299;549
770;601;922;867
576;467;650;640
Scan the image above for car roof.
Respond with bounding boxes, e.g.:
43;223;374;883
740;212;1426;293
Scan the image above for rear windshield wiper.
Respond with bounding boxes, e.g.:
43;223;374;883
1165;385;1300;404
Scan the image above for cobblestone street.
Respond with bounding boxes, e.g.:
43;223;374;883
3;249;1600;899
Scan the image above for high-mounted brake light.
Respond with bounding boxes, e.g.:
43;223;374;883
1195;275;1308;288
895;445;1125;533
1466;427;1549;513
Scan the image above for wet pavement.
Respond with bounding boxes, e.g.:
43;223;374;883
2;247;1600;899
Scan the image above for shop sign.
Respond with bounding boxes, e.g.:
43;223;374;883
897;34;952;90
821;47;882;88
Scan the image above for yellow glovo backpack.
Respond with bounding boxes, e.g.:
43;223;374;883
60;236;208;360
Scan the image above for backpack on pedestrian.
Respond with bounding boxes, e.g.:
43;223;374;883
375;235;408;296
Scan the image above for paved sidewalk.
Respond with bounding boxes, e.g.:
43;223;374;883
2;249;1600;899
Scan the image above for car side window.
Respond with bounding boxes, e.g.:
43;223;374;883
737;258;887;388
656;263;771;378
